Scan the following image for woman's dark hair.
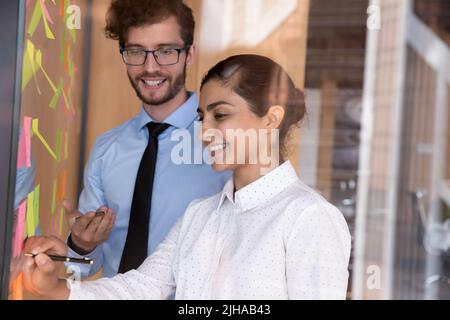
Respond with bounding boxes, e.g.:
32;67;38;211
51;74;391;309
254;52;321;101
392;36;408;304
200;54;306;159
105;0;195;48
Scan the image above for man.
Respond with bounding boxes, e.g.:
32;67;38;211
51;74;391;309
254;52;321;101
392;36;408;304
65;0;229;278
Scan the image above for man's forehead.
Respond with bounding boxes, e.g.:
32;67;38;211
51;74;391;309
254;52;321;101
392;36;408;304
128;20;180;32
126;17;182;42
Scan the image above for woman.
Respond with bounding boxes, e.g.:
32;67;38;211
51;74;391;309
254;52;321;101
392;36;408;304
22;55;351;300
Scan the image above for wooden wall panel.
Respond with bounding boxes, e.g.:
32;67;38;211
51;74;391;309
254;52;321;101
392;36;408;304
85;1;309;169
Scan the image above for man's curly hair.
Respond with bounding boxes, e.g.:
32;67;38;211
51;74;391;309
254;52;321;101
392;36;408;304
105;0;195;48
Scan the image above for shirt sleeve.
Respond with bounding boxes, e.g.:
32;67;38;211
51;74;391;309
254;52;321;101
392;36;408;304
65;240;103;278
65;137;107;278
67;216;182;300
78;137;108;214
285;202;351;300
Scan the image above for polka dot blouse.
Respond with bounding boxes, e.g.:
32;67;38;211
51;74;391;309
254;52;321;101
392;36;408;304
68;161;351;300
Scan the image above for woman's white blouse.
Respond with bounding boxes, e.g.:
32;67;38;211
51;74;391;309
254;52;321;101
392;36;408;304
68;161;351;300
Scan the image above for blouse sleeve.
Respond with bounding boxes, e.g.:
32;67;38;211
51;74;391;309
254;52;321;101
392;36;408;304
68;217;182;300
285;202;351;299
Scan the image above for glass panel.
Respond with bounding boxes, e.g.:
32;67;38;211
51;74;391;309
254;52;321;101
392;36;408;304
8;0;88;300
414;0;450;47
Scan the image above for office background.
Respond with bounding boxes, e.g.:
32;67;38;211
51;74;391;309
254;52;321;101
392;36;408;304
0;0;449;300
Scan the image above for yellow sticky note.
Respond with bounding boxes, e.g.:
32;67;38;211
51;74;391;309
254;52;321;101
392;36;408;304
32;119;58;160
62;88;71;110
35;54;58;94
42;10;56;40
28;0;43;37
22;40;42;93
26;191;35;237
27;0;55;40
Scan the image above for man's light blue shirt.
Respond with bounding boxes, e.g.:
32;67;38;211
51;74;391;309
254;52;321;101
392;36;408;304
67;93;230;278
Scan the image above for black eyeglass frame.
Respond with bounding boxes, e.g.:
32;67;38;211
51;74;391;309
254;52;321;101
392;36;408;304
119;46;191;66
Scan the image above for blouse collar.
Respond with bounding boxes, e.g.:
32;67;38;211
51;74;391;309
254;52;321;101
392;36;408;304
217;160;299;212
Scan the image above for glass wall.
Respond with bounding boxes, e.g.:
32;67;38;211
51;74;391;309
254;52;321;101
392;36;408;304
304;0;450;299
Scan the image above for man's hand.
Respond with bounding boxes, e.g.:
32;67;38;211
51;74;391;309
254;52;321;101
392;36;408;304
64;200;116;255
22;236;70;299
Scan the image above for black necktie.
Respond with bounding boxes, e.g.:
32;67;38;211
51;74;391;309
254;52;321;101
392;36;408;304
118;122;170;273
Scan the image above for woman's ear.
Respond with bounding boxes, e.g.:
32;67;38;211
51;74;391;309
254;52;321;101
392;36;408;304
265;105;285;130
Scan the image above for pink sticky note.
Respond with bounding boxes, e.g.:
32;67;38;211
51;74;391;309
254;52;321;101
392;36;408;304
40;0;54;25
13;201;27;257
17;117;32;169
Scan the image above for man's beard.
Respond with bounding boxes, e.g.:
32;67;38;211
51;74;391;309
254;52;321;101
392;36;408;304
128;63;187;106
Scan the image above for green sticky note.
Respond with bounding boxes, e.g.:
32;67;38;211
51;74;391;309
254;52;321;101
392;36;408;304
34;185;40;230
51;178;57;215
56;128;62;161
69;26;76;44
49;80;63;109
68;48;75;80
63;0;69;20
27;0;43;37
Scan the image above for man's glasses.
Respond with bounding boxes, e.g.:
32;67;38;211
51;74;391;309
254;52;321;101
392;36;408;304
120;46;191;66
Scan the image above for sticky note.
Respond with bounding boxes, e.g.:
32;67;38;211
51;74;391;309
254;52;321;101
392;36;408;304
59;207;64;237
49;79;63;109
64;43;69;72
17;117;32;169
56;129;62;161
28;0;55;40
61;170;67;200
26;191;35;237
62;87;71;110
32;119;58;160
51;178;57;215
33;185;40;231
28;0;44;37
41;0;54;25
57;170;67;203
69;26;76;44
36;59;58;93
13;201;27;258
11;273;23;300
22;40;42;93
65;132;69;160
59;0;65;18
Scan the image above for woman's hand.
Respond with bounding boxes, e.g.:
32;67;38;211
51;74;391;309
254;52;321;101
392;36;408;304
22;236;70;299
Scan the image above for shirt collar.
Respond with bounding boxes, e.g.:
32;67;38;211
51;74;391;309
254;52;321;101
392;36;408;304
138;92;199;131
217;161;299;212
